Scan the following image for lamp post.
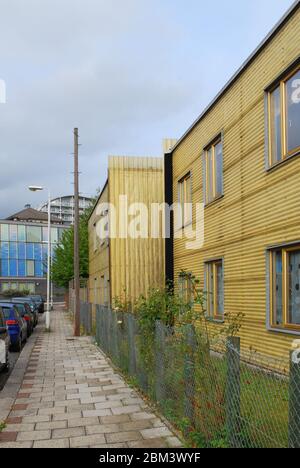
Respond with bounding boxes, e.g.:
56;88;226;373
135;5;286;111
28;186;51;331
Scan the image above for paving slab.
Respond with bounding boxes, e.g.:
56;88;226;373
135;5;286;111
0;307;182;449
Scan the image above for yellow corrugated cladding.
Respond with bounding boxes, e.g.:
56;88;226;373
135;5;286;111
89;156;165;307
109;156;165;304
88;183;110;307
171;8;300;359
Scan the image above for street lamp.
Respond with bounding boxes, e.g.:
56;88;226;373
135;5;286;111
28;185;51;331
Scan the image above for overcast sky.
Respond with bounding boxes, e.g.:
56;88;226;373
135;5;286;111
0;0;295;217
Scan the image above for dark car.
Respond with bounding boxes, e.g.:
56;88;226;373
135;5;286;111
11;301;34;337
0;303;27;351
13;298;39;327
29;295;45;314
0;307;10;373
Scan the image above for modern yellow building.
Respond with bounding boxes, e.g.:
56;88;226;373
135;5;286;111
88;155;165;307
165;1;300;358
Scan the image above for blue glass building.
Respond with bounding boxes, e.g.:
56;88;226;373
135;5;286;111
0;206;68;295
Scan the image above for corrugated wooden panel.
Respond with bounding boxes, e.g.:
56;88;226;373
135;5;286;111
172;8;300;359
108;156;165;304
88;184;110;306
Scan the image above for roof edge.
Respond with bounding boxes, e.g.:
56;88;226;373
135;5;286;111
170;0;300;154
88;179;109;221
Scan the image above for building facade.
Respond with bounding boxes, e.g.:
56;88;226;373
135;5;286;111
165;2;300;359
88;156;165;307
0;207;68;296
39;195;92;225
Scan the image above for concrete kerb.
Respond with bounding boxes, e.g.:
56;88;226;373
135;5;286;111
0;316;44;422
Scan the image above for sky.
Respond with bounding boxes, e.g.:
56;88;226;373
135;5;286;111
0;0;296;217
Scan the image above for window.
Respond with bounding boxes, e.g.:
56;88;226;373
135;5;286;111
205;259;224;320
18;243;26;260
9;225;18;241
269;245;300;330
51;228;58;244
34;244;42;261
17;225;26;242
26;260;34;277
9;243;17;259
0;224;9;242
178;273;193;305
178;173;192;228
26;244;34;260
27;226;42;243
0;260;9;277
9;260;17;277
267;65;300;167
42;227;49;243
35;261;43;278
204;138;223;204
42;244;48;261
18;261;26;277
0;242;9;259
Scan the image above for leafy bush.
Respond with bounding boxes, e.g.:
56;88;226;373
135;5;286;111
0;421;6;432
1;289;30;298
112;272;244;448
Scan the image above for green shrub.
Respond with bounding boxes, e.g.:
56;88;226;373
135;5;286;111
1;289;30;299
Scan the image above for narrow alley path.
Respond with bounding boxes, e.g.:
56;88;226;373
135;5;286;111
0;307;182;448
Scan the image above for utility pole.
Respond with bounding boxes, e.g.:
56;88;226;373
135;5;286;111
74;128;80;337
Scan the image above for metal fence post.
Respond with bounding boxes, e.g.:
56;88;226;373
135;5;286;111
96;305;100;344
155;321;166;404
127;314;137;376
289;347;300;448
184;324;196;428
226;336;241;448
90;304;92;335
112;309;119;364
79;302;83;333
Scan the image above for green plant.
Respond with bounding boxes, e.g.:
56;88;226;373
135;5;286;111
51;194;98;289
1;289;30;298
108;274;245;449
0;421;6;432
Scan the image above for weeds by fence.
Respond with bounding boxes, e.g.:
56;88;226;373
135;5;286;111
79;302;300;448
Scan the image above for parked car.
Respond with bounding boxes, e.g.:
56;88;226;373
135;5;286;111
12;298;39;327
0;303;27;351
10;301;34;337
0;307;10;373
29;295;45;314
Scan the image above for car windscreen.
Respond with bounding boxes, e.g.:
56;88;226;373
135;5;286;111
32;296;42;301
1;307;14;320
13;304;26;316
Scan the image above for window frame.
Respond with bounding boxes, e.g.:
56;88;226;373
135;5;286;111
267;63;300;169
177;172;192;229
178;272;193;306
204;258;224;321
203;135;223;206
269;244;300;332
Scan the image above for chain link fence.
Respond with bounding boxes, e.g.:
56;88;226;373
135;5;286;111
80;302;300;448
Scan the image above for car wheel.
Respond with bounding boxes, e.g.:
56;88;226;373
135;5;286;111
4;352;10;373
15;336;22;352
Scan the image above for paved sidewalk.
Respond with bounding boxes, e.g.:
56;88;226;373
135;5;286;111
0;307;182;448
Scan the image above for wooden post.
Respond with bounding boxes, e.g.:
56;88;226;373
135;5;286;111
127;314;137;376
73;128;80;337
155;321;166;404
289;346;300;448
184;324;196;429
226;336;241;448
